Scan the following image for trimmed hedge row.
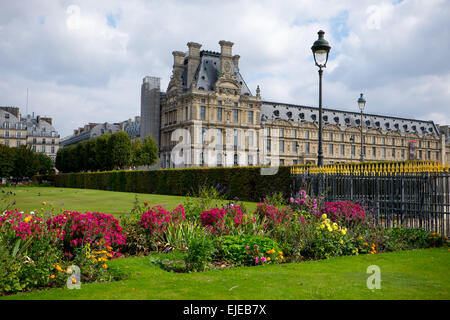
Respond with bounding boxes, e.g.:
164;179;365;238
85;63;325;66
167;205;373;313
34;166;292;202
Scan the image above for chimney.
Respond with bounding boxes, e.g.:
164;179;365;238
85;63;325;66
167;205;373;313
170;51;186;89
186;42;202;88
232;55;240;71
41;117;52;125
172;51;185;67
219;40;234;75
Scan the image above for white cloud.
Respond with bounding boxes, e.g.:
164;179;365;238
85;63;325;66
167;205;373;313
0;0;449;138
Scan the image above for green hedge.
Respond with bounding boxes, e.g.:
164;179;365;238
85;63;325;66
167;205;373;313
34;166;292;202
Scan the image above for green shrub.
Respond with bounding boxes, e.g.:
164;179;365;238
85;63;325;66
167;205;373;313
184;234;216;272
216;234;282;266
383;227;448;251
40;166;292;202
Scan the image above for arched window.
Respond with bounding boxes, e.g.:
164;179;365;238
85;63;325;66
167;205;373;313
217;153;222;167
233;153;238;166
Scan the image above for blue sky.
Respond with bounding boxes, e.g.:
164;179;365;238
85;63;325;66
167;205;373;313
0;0;449;137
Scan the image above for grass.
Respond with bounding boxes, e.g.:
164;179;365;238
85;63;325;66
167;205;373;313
2;247;449;300
4;186;259;218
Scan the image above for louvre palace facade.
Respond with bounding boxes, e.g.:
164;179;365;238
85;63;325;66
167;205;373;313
140;40;449;169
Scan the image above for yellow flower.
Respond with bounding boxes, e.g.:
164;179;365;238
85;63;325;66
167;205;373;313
339;239;344;244
102;264;108;269
341;228;347;235
278;251;283;255
327;227;333;232
72;278;77;284
267;257;271;261
50;274;55;279
56;265;63;272
320;224;325;229
358;236;363;240
321;214;327;220
355;248;359;252
332;223;338;230
24;216;32;223
42;201;46;205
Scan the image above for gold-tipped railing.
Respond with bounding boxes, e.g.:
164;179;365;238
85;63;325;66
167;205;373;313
290;160;450;175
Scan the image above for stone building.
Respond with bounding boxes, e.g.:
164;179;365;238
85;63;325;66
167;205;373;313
60;117;141;147
140;40;448;168
0;107;27;148
0;107;60;160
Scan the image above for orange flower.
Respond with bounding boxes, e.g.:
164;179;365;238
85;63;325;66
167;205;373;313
72;278;76;284
50;274;55;279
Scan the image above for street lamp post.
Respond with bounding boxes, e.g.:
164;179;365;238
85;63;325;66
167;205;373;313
311;30;331;167
358;93;366;162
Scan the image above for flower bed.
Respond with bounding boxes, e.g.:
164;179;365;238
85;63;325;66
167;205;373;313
1;188;449;296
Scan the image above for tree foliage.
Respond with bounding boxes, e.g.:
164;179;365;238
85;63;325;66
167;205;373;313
55;131;158;173
0;144;14;177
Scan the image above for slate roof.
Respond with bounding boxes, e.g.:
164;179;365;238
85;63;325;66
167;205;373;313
261;101;440;136
183;50;252;96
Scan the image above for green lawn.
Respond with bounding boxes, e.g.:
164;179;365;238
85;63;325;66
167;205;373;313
2;248;449;300
4;186;259;217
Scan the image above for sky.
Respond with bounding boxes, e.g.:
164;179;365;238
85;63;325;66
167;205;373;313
0;0;449;138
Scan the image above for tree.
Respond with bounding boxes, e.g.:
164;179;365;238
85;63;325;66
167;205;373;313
85;138;99;171
108;131;132;169
130;139;143;166
0;144;14;177
11;145;40;178
36;152;54;175
95;134;111;171
55;148;64;172
140;135;159;167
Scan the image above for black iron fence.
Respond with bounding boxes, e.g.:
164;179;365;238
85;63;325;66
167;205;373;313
291;172;450;236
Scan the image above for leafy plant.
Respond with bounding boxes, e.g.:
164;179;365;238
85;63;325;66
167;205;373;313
184;233;216;272
183;184;226;220
215;234;282;266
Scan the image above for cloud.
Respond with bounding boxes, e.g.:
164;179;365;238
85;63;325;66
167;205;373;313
0;0;448;138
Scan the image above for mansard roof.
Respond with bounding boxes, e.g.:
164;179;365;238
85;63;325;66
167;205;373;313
183;50;252;96
261;101;440;136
